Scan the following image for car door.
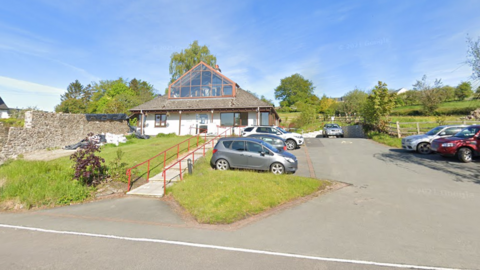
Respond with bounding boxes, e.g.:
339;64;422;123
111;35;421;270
229;141;248;168
245;141;271;169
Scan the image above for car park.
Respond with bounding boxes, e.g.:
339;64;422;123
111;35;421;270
246;134;287;152
402;125;467;154
431;125;480;162
210;137;298;174
241;126;304;150
323;124;344;138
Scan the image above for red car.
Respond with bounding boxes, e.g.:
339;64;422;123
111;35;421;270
431;125;480;162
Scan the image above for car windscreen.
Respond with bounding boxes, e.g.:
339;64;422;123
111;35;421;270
261;140;279;153
276;127;287;133
425;126;443;135
454;127;480;138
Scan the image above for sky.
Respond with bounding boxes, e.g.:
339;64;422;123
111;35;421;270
1;0;480;111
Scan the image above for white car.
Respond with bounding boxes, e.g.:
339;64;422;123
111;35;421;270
241;126;304;150
402;125;466;154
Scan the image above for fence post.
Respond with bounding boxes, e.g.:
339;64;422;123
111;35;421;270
463;120;466;125
416;122;420;135
177;144;179;160
396;121;401;138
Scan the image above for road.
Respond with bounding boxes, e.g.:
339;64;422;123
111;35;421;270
0;138;479;269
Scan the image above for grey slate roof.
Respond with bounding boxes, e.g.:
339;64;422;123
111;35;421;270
130;88;273;111
0;97;8;110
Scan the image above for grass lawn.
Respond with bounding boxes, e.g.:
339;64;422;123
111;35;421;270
168;152;331;224
393;100;480;115
0;135;202;209
367;132;402;149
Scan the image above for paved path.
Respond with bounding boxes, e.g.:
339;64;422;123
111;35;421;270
1;138;479;269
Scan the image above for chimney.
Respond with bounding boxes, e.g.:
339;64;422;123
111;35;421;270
215;64;221;73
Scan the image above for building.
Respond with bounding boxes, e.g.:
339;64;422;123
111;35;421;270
129;62;280;136
393;88;409;95
0;97;9;119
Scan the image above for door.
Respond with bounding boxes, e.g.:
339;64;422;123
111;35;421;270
245;141;271;169
229;141;248;168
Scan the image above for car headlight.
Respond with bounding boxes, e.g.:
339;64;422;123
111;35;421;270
294;135;302;138
406;139;412;142
441;143;454;147
284;157;295;163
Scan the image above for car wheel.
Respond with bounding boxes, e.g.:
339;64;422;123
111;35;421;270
271;162;285;175
215;159;230;170
457;148;473;163
286;139;297;150
416;142;431;154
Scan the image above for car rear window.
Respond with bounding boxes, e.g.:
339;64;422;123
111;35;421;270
244;127;254;132
222;141;233;148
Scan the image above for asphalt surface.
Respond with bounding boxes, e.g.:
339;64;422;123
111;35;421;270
1;138;479;269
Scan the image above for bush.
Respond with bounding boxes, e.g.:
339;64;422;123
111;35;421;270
70;136;106;186
156;133;176;138
107;149;128;183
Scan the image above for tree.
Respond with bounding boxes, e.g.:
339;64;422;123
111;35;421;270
455;81;473;101
413;75;444;115
317;95;336;115
55;80;92;113
466;35;480;80
274;74;315;108
169;40;216;84
260;95;274;106
362;81;396;129
339;89;367;115
129;78;156;104
474;86;480;99
438;85;456;102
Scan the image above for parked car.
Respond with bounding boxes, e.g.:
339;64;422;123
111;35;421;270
402;125;467;154
323;124;344;138
211;137;298;174
246;134;287;152
241;126;304;150
431;125;480;162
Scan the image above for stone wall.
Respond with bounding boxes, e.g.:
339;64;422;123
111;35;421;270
0;111;128;159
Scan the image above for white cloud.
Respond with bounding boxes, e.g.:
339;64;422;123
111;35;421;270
0;76;64;95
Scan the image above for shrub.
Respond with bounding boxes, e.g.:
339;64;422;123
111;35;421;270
108;149;128;183
156;133;176;138
70;134;106;186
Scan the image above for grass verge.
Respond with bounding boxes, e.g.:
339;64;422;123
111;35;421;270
367;132;402;148
167;152;331;224
0;135;203;209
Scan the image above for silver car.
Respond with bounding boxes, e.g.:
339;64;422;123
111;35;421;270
210;137;298;174
402;125;467;154
323;124;344;138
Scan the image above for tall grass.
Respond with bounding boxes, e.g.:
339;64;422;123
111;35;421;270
367;132;402;148
168;152;331;224
0;135;204;209
0;160;91;208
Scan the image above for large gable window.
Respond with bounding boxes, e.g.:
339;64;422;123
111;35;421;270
169;62;236;99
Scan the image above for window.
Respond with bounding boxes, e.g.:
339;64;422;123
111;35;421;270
260;112;269;125
232;141;245;151
246;141;263;153
169;63;236;99
222;141;233;148
444;128;462;135
155;114;167;127
220;112;248;126
244;127;254;132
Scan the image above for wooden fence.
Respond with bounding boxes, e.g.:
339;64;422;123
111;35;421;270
388;120;479;138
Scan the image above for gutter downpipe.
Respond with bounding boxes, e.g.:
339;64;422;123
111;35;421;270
140;110;144;135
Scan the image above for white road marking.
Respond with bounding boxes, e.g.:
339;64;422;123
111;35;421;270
0;224;460;270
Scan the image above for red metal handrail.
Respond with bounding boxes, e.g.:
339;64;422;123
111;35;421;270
125;133;207;191
161;127;232;194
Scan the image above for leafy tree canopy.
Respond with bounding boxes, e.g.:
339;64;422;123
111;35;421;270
413;75;444;115
56;78;156;114
455;81;473;101
274;73;315;108
363;81;396;125
339;89;367;115
169;40;217;84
